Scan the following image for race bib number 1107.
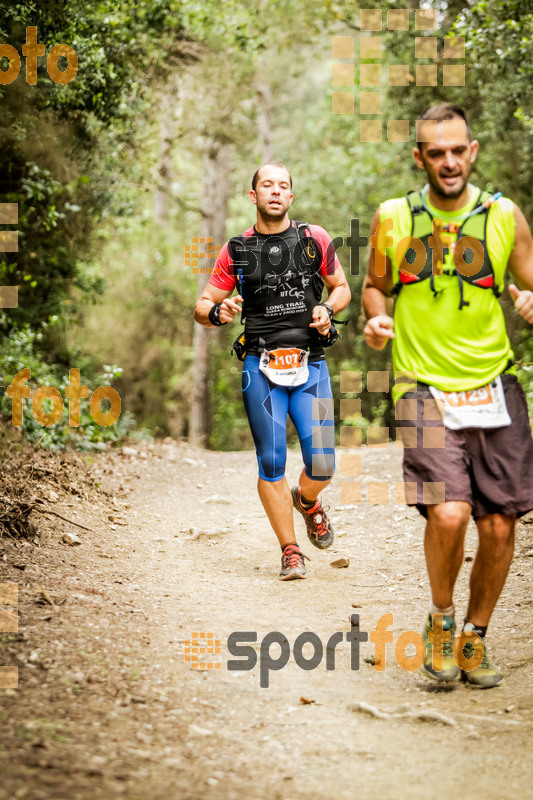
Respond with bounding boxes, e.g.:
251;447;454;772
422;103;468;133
259;347;309;387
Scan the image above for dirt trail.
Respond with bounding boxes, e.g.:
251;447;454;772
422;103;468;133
1;440;532;800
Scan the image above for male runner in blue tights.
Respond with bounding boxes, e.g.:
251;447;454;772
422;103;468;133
194;162;350;579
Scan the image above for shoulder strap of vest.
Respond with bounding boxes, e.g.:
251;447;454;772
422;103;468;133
405;191;424;215
456;190;503;302
292;220;318;268
227;235;248;323
405;191;427;237
227;235;247;295
453;190;502;249
406;188;502;237
293;220;311;238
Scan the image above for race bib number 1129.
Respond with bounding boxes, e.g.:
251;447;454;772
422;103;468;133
429;375;511;430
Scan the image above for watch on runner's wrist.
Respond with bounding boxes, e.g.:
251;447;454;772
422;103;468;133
319;303;334;320
208;302;228;326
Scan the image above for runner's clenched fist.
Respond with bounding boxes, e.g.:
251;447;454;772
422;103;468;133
363;314;395;350
218;295;243;323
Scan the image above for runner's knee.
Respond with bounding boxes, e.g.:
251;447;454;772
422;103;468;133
477;513;516;548
427;502;470;532
304;453;335;482
258;454;286;482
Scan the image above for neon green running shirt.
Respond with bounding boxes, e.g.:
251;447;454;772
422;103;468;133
379;185;516;401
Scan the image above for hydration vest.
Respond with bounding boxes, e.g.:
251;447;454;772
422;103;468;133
393;189;503;310
227;220;323;319
227;221;342;355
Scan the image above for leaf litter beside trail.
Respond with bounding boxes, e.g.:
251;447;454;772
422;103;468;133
0;431;147;542
0;446;100;541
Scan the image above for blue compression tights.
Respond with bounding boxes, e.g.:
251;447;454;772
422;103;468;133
242;355;335;482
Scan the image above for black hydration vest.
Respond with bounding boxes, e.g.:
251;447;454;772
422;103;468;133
393;189;503;310
227;221;325;352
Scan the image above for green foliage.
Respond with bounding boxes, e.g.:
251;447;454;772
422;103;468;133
0;0;210;448
451;1;533;216
209;351;254;451
0;319;134;450
0;0;216;345
2;0;532;449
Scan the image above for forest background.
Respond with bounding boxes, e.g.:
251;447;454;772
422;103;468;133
1;0;532;453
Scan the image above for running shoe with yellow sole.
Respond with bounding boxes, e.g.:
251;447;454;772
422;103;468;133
291;486;334;550
461;637;505;689
419;613;460;682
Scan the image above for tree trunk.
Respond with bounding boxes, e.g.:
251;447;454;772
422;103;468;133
153;80;181;224
189;137;231;447
256;79;274;163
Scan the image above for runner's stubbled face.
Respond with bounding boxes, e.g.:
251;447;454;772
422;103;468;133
251;165;293;222
415;117;478;200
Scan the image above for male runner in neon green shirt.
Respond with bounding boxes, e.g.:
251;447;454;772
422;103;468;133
362;103;533;688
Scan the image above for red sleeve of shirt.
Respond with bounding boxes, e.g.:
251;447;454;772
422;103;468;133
209;242;236;292
308;224;341;277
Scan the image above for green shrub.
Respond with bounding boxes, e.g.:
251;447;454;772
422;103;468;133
0;319;134;450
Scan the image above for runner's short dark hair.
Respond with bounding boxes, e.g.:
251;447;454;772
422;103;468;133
417;103;472;150
252;162;292;191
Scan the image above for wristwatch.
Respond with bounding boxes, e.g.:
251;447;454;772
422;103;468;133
208;303;227;326
319;303;334;320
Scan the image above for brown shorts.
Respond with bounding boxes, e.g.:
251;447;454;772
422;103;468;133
399;374;533;520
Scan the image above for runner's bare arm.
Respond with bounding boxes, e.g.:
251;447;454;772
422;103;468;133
310;263;351;335
508;204;533;324
194;283;243;327
362;209;395;350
